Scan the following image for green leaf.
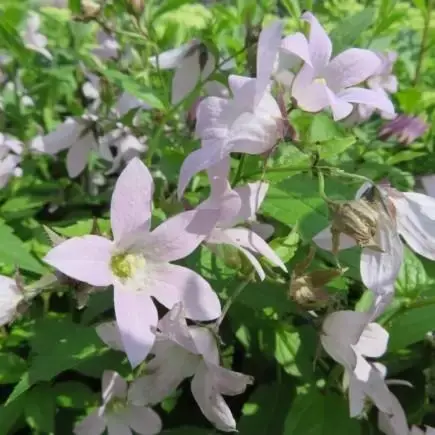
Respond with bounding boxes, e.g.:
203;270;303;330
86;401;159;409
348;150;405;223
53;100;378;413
395;247;431;298
0;222;45;274
53;381;97;408
309;113;341;143
329;8;376;54
238;379;295;434
387;151;427;166
388;305;435;351
0;392;27;434
0;353;27;384
269;226;300;264
284;387;362;434
24;384;56;434
152;0;195;20
318;137;356;161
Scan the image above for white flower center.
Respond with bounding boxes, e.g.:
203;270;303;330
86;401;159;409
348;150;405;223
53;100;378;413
110;252;147;291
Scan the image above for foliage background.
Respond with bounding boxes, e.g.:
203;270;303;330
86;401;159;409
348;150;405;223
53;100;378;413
1;0;435;434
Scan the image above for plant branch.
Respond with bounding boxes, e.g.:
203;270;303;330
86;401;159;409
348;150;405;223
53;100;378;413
414;0;434;86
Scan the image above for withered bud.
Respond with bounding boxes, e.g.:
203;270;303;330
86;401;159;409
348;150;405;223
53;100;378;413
328;199;382;254
289;273;331;310
81;0;101;18
126;0;145;16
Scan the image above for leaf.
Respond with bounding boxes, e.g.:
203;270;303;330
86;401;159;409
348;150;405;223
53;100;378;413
309;113;341;143
24;384;56;434
387;151;427;166
388;305;435;351
318;137;356;161
0;222;45;274
329;8;376;54
238;379;295;434
395;247;431;298
152;0;195;20
80;289;114;325
101;69;165;110
284;387;362;434
53;381;98;408
0;353;27;384
0;392;27;433
269;226;300;264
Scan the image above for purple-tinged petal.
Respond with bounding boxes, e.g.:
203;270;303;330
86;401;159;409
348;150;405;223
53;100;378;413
420;175;435;198
292;65;329;112
195;97;230;141
232;181;269;223
147;263;221;321
325;87;354;121
378;391;409;435
338;87;395;117
172;50;201;104
280;32;312;66
313;225;356;251
190;326;220;364
228;74;255;98
96;322;124;352
191;361;237;432
206;363;253;396
354;323;389;359
143;209;219;262
255;20;283;105
106;416;131;435
302;11;332;72
110;157;153;244
44;236;113;287
177;145;232;199
207;158;231;197
102;370;127;404
66;134;95;178
74;409;106;435
324;49;381;90
222;227;287;272
114;288;158;368
122;406;162;435
392;192;435;260
149;41;198;69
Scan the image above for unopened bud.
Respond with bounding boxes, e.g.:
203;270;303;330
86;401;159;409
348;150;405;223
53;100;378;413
328;199;381;254
81;0;101;18
126;0;145;16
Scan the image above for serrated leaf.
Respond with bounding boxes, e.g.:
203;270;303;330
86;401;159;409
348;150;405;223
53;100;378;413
0;353;27;384
0;222;45;273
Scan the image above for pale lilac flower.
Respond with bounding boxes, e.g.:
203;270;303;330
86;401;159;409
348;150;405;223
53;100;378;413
291;12;394;121
178;75;283;197
0;134;23;188
200;160;286;279
93;30;120;60
31;115;98;178
99;125;147;174
96;321;124;352
44;158;221;367
150;40;215;104
74;370;161;435
21;13;52;60
420;175;435;198
411;426;435;435
128;303;253;432
379;115;428;145
314;182;435;294
0;275;24;326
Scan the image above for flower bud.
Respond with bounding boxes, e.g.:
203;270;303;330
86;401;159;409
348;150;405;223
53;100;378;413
81;0;101;18
126;0;145;16
289;273;330;310
328;199;381;253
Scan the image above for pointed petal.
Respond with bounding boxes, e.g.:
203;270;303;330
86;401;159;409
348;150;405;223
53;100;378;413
177;146;232;198
255;20;283;105
114;288;158;368
292;65;329;112
231;181;269;223
355;322;389;358
102;370;127;403
149;41;197;69
360;216;403;295
420;175;435;198
144;209;219;262
378;392;409;435
172;51;201;104
313;225;357;251
393;192;435;260
195;96;230;141
191;362;237;432
338;87;395;117
207;158;231;198
74;409;106;435
122;406;162;435
106;416;132;435
207;363;253;396
280;32;312;66
189;326;220;364
43;236;113;287
66;134;94;178
111;157;153;243
147;263;221;321
302;11;332;71
222;227;287;272
96;321;124;352
325;49;382;90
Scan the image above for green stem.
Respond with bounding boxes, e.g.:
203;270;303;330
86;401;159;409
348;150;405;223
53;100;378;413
380;296;435;326
413;0;433;87
317;170;328;201
231;155;246;187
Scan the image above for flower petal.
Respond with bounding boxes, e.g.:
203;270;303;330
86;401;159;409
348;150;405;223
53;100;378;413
313;225;357;251
102;370;127;403
292;65;329;112
149;41;197;69
191;362;237;432
172;49;201;104
147;263;221;321
0;277;22;326
302;11;332;71
143;209;219;262
106;416;132;435
231;181;269;224
355;323;389;359
96;321;124;352
338;87;395;117
110;157;153;244
378;391;409;435
43;235;113;287
73;409;106;435
280;32;312;66
255;20;283;105
122;406;162;435
392;192;435;260
114;288;158;368
195;96;230;141
206;363;253;396
324;49;381;90
66;134;94;178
